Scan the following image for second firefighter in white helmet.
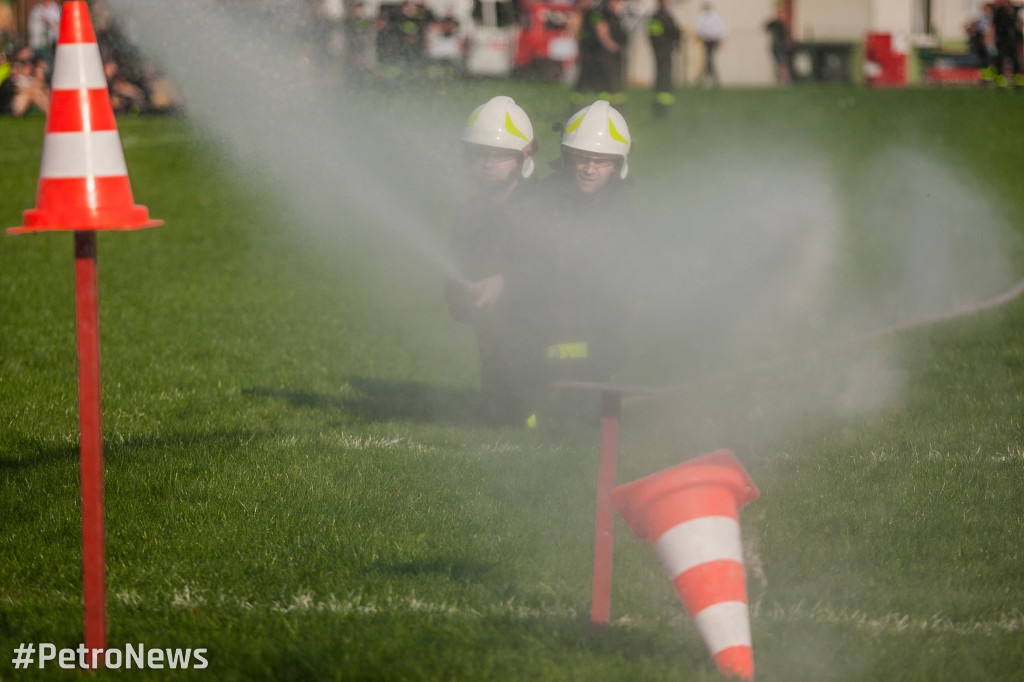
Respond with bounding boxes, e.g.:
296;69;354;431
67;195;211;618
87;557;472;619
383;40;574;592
508;100;637;430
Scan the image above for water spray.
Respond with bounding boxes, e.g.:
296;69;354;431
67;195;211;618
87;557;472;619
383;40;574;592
104;0;470;289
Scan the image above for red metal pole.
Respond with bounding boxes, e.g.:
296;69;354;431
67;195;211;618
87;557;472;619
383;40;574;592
74;231;107;664
590;390;621;627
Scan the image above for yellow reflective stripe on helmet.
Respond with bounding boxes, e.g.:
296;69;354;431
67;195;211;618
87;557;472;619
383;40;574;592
565;112;584;133
608;118;628;144
547;342;589;359
504;112;529;142
466;108;481;126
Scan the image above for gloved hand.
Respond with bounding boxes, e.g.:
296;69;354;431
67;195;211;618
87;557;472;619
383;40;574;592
469;274;505;312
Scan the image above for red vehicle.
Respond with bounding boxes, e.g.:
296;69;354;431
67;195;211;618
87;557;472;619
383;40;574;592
514;0;580;79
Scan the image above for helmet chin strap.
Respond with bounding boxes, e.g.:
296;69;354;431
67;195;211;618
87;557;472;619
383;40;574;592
520;139;537;178
521;156;535;179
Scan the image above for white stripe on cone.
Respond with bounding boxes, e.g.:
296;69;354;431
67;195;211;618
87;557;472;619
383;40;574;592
692;601;753;654
654;516;743;579
39;131;129;178
51;43;107;90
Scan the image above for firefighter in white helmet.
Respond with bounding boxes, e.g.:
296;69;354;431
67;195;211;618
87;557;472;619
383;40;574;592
515;100;636;430
445;95;539;427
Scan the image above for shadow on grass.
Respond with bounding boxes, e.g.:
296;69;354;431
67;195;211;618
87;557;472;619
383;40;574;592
0;438;78;473
367;557;495;583
244;377;481;426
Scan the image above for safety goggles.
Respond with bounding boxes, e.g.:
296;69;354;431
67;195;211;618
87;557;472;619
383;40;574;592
565;151;618;169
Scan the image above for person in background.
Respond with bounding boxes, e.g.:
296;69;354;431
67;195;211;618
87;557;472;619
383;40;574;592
27;0;61;70
648;0;682;118
445;96;539;428
0;0;17;54
764;8;793;85
599;0;629;109
140;62;184;114
104;56;148;113
967;5;993;77
694;2;727;88
424;10;462;78
572;0;628;111
342;1;374;84
572;0;603;108
987;0;1023;87
374;3;403;72
397;0;433;69
9;48;50;117
0;49;16;114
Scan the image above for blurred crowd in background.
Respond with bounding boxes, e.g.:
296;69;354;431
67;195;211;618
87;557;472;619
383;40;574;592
1;0;1022;118
0;0;183;116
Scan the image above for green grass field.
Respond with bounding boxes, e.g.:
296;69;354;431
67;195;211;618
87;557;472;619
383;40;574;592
3;84;1024;681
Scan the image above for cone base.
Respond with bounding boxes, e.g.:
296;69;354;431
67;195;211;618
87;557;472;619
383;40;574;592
10;206;163;234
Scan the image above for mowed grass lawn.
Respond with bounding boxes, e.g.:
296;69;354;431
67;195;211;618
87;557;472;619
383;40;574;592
2;84;1024;681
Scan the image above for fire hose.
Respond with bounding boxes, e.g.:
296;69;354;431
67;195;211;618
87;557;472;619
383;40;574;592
623;275;1024;405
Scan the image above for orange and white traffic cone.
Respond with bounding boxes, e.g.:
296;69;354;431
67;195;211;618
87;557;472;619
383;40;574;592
611;450;760;681
8;0;162;235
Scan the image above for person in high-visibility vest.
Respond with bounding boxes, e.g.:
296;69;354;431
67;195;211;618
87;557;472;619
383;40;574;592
0;50;13;115
987;0;1023;88
648;0;682;118
572;0;629;110
445;96;540;427
512;100;636;431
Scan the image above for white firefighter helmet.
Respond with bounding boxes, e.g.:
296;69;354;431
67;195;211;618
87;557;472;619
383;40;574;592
561;100;631;179
461;95;536;178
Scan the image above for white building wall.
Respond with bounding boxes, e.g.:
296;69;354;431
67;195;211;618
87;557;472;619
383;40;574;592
796;0;871;41
793;0;975;41
871;0;913;33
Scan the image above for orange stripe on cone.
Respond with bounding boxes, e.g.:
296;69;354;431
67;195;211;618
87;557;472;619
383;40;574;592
673;560;748;616
47;90;118;133
7;1;161;235
611;450;759;681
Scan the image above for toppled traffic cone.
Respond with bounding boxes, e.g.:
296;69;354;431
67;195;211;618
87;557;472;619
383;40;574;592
8;0;162;235
611;450;760;681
